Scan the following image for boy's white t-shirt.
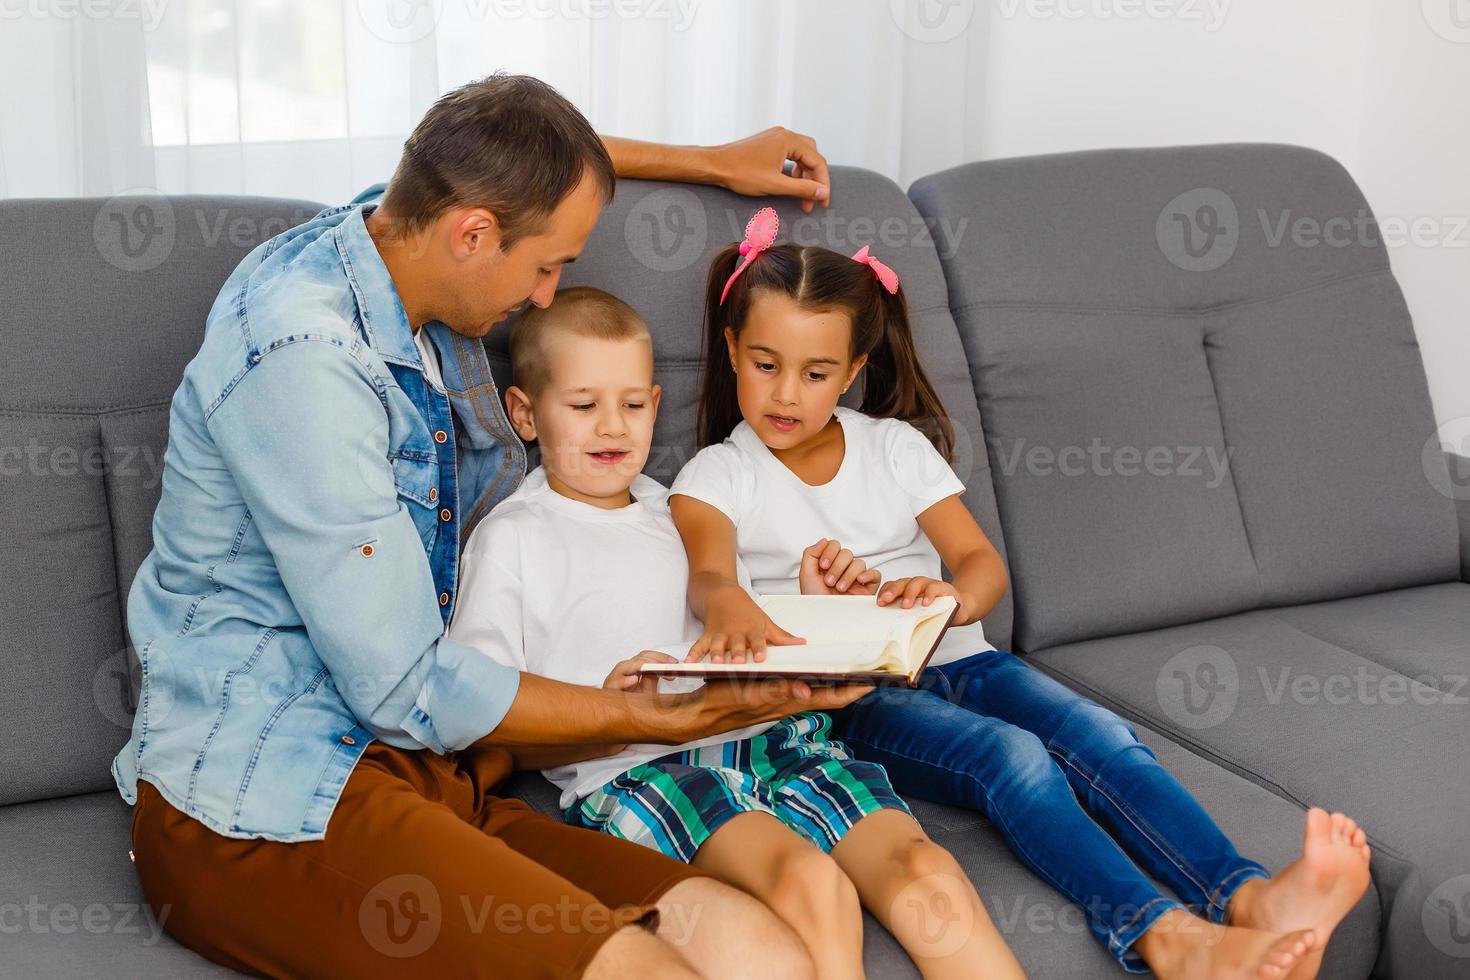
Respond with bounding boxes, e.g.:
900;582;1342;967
446;466;773;809
670;407;993;666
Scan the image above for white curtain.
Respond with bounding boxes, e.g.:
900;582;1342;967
0;0;991;204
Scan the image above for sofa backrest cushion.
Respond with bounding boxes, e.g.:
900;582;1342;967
0;194;322;804
909;144;1459;652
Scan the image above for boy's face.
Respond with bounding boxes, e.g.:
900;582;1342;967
506;334;662;509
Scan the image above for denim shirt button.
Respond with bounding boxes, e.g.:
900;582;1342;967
438;592;449;606
439;508;452;522
428;487;438;501
433;430;448;444
341;735;356;746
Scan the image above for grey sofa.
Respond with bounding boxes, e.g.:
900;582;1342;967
2;143;1464;978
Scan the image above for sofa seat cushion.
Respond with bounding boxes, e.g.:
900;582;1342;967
1028;583;1470;978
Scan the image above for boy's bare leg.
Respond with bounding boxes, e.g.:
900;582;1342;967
1224;808;1373;980
691;811;862;979
829;809;1024;980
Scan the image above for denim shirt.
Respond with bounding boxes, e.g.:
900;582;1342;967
112;185;528;841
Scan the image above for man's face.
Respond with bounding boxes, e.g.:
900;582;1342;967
508;334;662;509
441;172;604;338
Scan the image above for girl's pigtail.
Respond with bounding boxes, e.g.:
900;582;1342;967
695;243;747;448
859;286;957;462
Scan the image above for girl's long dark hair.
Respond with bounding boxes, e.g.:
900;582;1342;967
695;242;956;461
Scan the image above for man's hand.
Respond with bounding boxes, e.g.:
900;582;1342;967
627;675;876;742
687;584;804;665
877;576;966;616
603;650;679;695
707;127;831;213
799;538;881;596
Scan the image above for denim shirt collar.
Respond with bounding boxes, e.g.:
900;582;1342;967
334;203;421;369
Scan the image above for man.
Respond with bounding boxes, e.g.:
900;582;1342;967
117;74;871;978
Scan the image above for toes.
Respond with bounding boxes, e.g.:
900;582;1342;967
1305;806;1330;841
1329;812;1350;841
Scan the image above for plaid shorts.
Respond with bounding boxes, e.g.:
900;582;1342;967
567;712;910;862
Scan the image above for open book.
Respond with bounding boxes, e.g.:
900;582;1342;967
638;594;960;687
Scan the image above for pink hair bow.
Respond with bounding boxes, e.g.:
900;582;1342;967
851;245;900;295
720;207;781;304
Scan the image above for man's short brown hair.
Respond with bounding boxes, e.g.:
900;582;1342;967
510;288;651;395
381;73;616;250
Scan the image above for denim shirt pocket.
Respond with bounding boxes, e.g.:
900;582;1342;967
391;450;440;553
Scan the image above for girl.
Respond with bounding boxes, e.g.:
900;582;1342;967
669;208;1371;980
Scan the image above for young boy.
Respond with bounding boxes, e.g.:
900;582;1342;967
446;287;1024;979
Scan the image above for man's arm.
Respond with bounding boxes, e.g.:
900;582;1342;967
602;127;831;213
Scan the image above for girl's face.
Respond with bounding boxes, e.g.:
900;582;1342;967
725;292;867;452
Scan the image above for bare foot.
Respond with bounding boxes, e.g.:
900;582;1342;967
1136;908;1318;980
1229;808;1373;980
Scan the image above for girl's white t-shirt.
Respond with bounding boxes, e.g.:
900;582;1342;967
447;467;772;809
670;407;993;666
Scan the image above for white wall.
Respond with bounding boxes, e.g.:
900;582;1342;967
971;0;1467;433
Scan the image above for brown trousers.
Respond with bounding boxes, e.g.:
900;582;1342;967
130;741;706;978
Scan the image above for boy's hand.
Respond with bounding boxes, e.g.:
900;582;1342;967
799;538;881;596
877;576;964;615
603;650;679;696
689;585;804;665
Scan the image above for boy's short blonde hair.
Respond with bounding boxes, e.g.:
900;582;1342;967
509;287;652;395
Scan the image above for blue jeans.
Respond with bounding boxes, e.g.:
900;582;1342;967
833;650;1269;972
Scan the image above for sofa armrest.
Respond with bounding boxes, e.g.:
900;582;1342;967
1451;452;1470;582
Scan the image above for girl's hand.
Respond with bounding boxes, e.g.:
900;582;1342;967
799;538;881;596
603;650;679;696
877;576;965;616
688;585;804;665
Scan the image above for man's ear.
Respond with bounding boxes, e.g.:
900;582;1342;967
505;386;537;442
448;207;502;262
723;326;738;372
